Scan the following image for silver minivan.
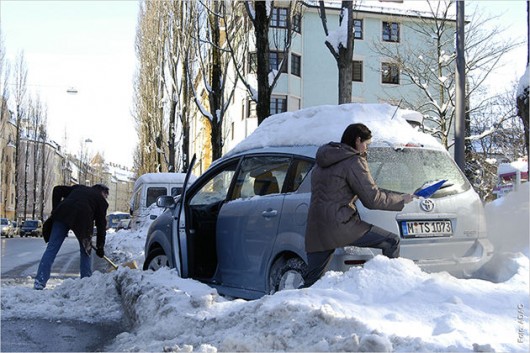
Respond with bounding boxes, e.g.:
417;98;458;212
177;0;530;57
143;143;493;299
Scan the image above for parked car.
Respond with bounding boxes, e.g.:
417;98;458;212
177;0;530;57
106;212;130;230
19;219;43;237
116;218;131;230
1;218;13;238
143;104;494;300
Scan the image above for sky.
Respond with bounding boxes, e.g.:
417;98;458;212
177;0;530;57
1;0;528;169
1;1;139;168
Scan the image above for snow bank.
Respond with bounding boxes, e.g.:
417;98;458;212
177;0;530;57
485;183;530;257
0;271;123;323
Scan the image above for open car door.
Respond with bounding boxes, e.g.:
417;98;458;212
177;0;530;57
172;154;196;277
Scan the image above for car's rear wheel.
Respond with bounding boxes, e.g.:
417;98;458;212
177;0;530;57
143;247;169;271
269;257;307;294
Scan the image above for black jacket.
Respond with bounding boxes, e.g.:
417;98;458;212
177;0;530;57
44;185;108;254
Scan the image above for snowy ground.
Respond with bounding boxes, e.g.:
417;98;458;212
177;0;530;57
1;183;528;352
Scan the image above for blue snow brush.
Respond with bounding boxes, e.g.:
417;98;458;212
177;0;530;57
414;179;447;198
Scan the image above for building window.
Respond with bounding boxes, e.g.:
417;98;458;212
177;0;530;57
271;96;287;115
292;12;302;33
291;53;301;77
231;122;235;140
381;62;400;84
247;99;257;118
270;51;287;73
354;19;363;40
382;21;400;42
271;7;288;28
249;52;257;74
352;60;363;82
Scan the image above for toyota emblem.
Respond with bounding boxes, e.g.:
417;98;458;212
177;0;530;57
420;199;435;212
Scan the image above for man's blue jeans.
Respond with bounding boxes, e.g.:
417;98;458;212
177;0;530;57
34;221;92;289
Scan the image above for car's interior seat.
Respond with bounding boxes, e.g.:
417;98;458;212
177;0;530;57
253;171;280;196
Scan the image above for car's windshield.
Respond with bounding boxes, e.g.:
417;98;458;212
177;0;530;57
23;221;38;227
368;147;470;197
1;218;8;225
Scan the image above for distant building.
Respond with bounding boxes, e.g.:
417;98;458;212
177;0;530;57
0;101;16;220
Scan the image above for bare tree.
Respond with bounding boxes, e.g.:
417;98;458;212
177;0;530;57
13;52;28;222
38;106;49;221
371;0;521;150
516;0;529;175
163;1;196;172
0;35;11;219
133;1;168;175
225;1;302;124
318;1;355;104
30;96;44;219
469;86;525;200
187;1;239;161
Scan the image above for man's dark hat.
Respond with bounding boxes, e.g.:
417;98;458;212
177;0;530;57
93;183;110;194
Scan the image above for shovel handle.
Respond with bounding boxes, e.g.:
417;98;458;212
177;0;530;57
91;244;119;270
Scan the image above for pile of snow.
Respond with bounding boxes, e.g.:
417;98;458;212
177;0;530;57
105;202;164;266
226;103;442;157
1;185;528;352
498;159;529;177
485;183;529;257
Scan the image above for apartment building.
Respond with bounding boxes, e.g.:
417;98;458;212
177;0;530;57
190;1;455;168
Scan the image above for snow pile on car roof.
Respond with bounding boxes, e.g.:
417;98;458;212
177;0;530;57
228;103;443;156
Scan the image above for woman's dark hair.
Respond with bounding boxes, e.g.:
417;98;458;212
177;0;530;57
341;123;372;148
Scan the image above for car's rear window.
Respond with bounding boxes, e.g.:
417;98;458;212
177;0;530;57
368;147;470;197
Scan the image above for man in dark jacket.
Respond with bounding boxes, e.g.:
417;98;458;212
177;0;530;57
34;184;109;290
304;123;414;287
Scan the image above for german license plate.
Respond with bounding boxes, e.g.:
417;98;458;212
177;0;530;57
401;220;452;238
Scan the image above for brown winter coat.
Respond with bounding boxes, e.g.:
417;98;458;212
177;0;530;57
305;142;405;253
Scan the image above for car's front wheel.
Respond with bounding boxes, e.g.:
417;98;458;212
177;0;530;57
269;257;307;294
143;247;170;271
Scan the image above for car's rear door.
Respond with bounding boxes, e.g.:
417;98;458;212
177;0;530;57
216;155;291;292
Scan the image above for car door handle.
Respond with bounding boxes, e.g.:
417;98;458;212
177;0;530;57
262;209;278;218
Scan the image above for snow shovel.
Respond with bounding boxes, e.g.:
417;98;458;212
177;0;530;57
91;245;138;271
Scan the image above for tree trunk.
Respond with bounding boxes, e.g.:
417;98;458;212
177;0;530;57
254;1;271;124
337;1;354;104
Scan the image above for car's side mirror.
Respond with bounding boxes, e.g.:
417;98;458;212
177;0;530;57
156;195;176;208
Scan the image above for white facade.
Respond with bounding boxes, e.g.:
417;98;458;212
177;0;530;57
193;1;455;159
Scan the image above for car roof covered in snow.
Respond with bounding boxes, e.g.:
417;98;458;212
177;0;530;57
225;103;444;158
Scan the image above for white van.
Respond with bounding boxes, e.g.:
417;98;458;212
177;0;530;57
129;172;196;230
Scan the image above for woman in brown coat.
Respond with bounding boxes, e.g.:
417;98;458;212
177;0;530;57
304;123;414;287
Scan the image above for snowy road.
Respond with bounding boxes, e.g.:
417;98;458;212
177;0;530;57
1;237;124;352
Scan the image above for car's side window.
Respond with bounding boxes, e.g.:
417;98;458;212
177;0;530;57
284;158;314;193
230;156;291;200
132;189;141;212
190;162;238;206
146;187;167;207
